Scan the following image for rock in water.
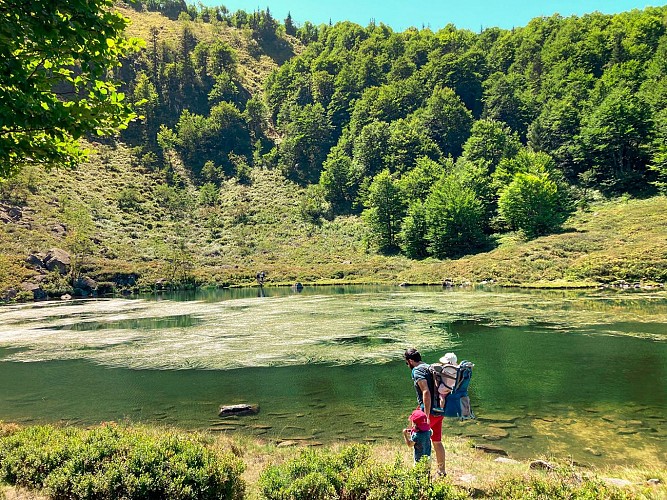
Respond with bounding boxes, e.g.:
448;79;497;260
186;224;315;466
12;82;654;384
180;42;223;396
219;404;259;417
473;444;508;455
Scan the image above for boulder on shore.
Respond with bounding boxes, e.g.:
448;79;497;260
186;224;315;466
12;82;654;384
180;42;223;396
74;276;98;294
25;253;46;269
219;404;259;417
20;282;47;300
44;248;71;274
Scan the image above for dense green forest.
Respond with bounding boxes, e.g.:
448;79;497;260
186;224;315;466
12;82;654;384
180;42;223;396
118;2;667;260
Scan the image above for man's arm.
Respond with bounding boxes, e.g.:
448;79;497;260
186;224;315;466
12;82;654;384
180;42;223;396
417;379;431;419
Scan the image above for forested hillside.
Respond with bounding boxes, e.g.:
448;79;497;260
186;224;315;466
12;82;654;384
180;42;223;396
1;1;666;299
264;7;667;258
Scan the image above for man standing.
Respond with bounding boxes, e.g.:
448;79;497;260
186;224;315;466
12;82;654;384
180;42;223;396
404;347;446;477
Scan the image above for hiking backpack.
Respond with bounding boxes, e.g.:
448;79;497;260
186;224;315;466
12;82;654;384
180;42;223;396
429;361;475;419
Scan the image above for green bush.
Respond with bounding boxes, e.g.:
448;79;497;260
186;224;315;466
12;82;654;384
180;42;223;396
488;475;630;500
0;425;245;500
258;444;468;500
117;187;143;211
498;172;568;238
199;182;220;207
425;175;485;258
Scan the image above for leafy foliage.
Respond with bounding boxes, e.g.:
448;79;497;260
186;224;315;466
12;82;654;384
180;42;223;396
0;424;245;499
362;170;405;253
0;0;143;177
498;173;568;238
425;175;486;258
259;444;468;500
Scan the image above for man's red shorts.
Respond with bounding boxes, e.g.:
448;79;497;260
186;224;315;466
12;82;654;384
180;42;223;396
429;414;444;442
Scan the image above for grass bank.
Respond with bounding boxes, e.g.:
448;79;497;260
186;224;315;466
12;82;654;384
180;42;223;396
0;144;666;300
0;423;664;499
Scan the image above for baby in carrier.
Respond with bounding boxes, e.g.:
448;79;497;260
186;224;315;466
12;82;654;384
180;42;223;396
434;352;458;409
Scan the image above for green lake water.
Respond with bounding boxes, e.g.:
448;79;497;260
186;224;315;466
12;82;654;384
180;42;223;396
0;286;665;466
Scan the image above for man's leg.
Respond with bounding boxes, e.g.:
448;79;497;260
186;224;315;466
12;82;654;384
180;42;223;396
430;416;446;474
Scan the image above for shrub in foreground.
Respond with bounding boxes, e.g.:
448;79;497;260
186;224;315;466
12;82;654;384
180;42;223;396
488;472;631;499
0;424;245;500
258;444;468;500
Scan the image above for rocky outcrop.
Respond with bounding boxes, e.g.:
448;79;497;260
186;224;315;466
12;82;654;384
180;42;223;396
44;248;71;274
73;276;98;297
20;282;47;300
25;253;46;269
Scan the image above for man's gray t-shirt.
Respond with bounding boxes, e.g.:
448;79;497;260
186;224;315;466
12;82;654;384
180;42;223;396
411;363;437;412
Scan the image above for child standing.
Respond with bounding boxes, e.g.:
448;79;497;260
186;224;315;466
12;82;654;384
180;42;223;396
402;409;432;463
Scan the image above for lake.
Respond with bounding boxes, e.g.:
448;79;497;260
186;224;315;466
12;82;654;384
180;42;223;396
0;285;665;466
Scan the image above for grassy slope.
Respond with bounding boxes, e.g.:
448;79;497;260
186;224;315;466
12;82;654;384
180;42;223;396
1;7;666;295
1;145;666;294
116;5;302;97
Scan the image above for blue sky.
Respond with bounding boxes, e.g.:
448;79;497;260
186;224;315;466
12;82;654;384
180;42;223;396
200;1;664;32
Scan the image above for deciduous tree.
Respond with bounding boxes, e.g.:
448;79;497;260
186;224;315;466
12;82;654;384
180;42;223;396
0;0;142;178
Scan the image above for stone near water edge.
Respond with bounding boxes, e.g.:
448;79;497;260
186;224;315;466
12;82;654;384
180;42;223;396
219;403;259;417
210;421;242;427
602;478;632;488
482;433;507;441
276;440;298;448
74;276;98;294
483;429;510;440
647;478;661;486
20;282;47;300
290;435;317;441
617;428;638;435
458;473;476;483
529;460;556;471
476;415;519;424
303;441;324;447
473;444;508;456
488;422;517;429
584;447;602;456
494;457;521;465
60;294;72;301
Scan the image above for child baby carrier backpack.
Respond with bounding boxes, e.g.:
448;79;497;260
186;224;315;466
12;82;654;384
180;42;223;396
429;360;475;419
